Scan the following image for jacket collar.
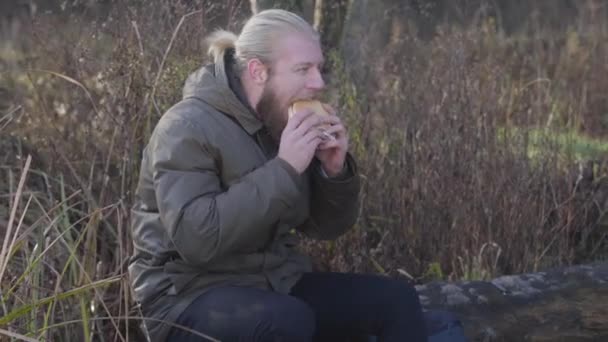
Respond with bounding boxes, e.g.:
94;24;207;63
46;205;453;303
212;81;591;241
182;49;263;135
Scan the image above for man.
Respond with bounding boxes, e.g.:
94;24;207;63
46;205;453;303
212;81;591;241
129;9;428;342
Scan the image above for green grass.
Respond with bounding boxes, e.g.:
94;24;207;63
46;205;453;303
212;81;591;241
0;157;127;341
498;126;608;162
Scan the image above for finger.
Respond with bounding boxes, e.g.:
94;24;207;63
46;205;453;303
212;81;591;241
295;114;327;137
317;127;343;142
285;108;316;132
322;123;345;136
307;136;324;154
311;135;324;148
320;115;341;126
303;127;325;144
301;129;323;150
321;130;336;141
321;103;337;116
293;111;339;134
317;138;341;150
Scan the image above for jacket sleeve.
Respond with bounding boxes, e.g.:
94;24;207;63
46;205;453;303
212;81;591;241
296;153;361;240
151;118;304;267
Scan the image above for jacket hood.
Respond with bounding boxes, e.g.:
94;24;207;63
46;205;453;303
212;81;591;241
182;50;263;134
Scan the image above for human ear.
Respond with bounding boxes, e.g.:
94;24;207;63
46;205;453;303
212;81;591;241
247;58;269;85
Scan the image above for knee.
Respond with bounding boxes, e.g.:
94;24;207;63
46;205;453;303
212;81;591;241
263;298;316;341
383;279;423;312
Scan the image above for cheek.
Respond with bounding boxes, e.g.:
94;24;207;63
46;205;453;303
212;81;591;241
268;73;307;108
273;85;297;109
281;74;307;97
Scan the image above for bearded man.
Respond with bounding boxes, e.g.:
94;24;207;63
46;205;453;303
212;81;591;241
128;9;428;342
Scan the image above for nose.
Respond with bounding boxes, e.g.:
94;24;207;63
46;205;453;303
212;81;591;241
307;66;325;91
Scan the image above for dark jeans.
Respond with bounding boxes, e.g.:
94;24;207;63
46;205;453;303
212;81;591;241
166;272;428;342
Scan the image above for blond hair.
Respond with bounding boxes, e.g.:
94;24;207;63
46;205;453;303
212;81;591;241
205;9;319;72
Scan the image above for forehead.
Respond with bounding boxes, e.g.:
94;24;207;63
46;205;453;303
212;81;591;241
274;32;324;66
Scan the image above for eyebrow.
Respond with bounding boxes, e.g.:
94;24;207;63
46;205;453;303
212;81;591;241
293;61;325;69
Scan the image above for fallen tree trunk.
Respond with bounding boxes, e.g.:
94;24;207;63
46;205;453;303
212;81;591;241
416;262;608;341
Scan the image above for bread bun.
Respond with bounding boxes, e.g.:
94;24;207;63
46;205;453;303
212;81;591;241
288;100;330;118
288;100;335;141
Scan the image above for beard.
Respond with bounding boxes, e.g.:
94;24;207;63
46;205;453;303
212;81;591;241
255;83;288;143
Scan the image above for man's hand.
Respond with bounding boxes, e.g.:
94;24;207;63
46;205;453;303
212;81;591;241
315;104;348;177
278;108;333;174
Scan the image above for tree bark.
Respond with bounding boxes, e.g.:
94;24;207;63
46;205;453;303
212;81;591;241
250;0;314;23
417;262;608;341
314;0;349;52
313;0;323;32
339;0;399;85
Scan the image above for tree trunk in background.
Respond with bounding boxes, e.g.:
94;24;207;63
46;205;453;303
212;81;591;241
339;0;406;87
314;0;349;53
250;0;314;23
313;0;323;31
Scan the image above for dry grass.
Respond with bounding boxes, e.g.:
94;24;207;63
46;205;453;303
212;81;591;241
1;1;608;340
308;21;608;282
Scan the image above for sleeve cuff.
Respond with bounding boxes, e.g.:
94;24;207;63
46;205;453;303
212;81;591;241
315;154;356;182
319;162;347;179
